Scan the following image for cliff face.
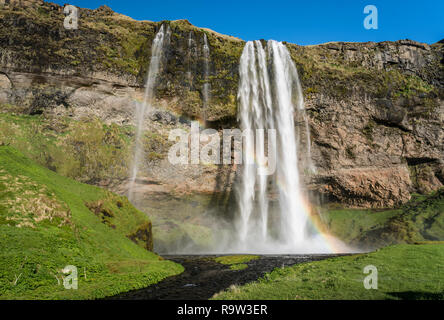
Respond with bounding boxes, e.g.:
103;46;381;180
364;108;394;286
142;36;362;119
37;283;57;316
289;41;444;207
0;1;443;208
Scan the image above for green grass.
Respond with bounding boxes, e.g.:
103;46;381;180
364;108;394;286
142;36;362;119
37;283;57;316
229;264;248;271
213;244;444;300
0;112;132;183
287;44;439;107
322;189;444;248
0;146;183;299
414;241;444;245
213;255;260;271
0;112;174;184
214;255;259;265
322;208;400;243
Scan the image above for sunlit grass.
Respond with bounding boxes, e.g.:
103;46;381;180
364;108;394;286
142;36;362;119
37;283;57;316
213;244;444;300
214;255;260;265
0;146;183;299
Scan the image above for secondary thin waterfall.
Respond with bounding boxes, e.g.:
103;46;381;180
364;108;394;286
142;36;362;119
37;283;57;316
202;34;210;123
186;31;194;86
234;40;328;253
128;25;170;202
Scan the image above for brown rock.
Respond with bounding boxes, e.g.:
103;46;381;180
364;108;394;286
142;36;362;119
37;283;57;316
315;166;412;208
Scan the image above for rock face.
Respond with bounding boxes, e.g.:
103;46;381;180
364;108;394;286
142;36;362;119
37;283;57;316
315;166;412;208
304;92;443;207
0;2;443;208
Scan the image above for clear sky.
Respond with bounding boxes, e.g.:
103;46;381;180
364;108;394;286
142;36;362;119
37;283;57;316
53;0;444;45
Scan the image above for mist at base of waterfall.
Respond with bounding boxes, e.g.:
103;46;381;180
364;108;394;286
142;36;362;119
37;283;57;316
131;191;354;255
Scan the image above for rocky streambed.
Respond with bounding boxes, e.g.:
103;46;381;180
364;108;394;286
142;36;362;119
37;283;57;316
109;254;350;300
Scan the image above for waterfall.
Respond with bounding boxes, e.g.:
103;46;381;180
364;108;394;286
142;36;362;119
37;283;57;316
188;31;194;47
187;31;194;86
202;33;210;123
234;40;329;253
128;25;170;202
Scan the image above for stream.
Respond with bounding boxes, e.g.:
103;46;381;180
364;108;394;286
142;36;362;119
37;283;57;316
109;254;350;300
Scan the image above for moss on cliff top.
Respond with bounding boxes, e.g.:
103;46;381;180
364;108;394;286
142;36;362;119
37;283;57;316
1;2;442;124
287;43;440;102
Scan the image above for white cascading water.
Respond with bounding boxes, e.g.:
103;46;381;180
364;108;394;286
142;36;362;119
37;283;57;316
186;31;194;86
202;34;210;123
128;25;171;202
234;40;331;253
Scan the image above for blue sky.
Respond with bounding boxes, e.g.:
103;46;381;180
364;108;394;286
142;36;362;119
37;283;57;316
53;0;444;45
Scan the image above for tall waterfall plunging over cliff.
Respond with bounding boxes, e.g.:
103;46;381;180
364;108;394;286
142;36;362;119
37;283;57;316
234;40;329;253
128;25;170;202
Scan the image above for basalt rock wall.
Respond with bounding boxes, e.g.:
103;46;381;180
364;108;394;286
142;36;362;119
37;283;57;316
0;1;443;208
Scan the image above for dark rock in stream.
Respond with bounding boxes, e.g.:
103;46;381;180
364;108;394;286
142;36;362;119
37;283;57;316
107;254;350;300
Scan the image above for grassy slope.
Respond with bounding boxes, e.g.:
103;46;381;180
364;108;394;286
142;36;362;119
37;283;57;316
0;146;182;299
213;244;444;300
322;190;444;248
0;113;215;252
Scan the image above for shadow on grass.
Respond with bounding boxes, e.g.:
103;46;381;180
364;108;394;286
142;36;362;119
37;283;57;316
387;291;444;300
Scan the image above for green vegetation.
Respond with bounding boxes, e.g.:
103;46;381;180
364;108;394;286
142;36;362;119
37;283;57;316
0;113;132;183
322;189;444;248
0;3;156;76
322;208;399;244
0;112;213;253
143;131;170;162
229;264;248;271
408;164;441;194
287;43;440;121
214;255;260;265
0;112;173;183
214;255;260;271
0;146;183;299
87;15;156;76
161;20;243;122
213;244;444;300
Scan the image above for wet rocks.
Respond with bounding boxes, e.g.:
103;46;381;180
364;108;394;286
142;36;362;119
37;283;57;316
149;110;177;125
109;254;347;300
